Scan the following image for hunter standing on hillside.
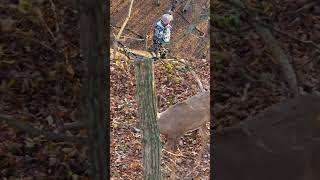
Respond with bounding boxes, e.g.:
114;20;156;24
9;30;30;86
152;12;173;59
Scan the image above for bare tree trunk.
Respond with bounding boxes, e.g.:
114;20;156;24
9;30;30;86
134;59;162;180
79;0;108;179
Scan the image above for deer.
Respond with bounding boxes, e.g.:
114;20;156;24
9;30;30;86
157;90;210;151
213;94;320;180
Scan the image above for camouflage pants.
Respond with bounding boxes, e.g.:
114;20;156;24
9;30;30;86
152;41;168;59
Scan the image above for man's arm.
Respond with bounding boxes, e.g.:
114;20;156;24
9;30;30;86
154;25;165;43
163;26;171;43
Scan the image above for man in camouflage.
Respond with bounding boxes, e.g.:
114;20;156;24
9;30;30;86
152;12;173;59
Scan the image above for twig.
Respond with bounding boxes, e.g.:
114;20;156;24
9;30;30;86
0;114;88;144
116;0;134;40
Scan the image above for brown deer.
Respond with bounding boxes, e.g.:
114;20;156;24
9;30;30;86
213;94;320;180
157;90;210;151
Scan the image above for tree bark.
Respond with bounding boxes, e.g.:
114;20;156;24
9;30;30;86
134;59;162;180
79;0;108;179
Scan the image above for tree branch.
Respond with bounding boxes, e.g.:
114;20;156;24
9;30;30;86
0;114;88;144
116;0;134;40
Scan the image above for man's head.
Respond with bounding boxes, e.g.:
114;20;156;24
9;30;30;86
161;14;173;25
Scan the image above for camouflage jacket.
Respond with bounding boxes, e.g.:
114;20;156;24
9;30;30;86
153;20;172;44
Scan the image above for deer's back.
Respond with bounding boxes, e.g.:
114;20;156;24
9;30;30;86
213;94;320;180
158;91;210;138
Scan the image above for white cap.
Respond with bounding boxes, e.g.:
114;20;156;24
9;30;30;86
161;14;173;24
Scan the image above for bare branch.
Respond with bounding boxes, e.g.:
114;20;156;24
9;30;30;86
116;0;134;40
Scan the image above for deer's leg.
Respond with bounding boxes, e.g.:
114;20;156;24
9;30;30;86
199;123;208;145
166;137;179;152
196;124;208;164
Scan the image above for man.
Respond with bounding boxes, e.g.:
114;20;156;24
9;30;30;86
152;12;173;59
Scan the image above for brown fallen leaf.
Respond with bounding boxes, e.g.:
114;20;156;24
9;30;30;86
130;161;142;170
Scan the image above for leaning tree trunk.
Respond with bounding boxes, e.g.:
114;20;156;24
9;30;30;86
135;58;162;180
79;0;108;179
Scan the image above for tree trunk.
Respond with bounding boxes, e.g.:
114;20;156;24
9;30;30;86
79;0;108;179
134;59;162;180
